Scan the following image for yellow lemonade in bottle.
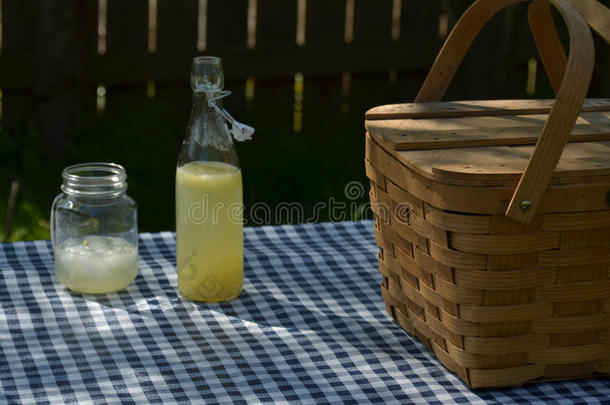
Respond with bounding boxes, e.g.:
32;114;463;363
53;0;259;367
176;161;243;302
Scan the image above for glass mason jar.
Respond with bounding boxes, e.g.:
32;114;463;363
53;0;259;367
175;56;244;302
50;163;138;294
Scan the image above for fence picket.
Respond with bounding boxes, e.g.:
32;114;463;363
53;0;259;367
305;1;346;121
257;0;297;48
353;0;393;43
107;0;148;51
157;0;198;54
1;0;32;131
207;0;249;50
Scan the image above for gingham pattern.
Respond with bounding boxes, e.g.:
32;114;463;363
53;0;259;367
1;221;609;404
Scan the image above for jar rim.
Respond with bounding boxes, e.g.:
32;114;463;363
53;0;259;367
61;162;127;197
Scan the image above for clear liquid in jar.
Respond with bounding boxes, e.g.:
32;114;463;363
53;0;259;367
54;235;138;294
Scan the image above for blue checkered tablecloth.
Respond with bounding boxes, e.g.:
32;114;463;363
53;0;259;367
1;221;610;404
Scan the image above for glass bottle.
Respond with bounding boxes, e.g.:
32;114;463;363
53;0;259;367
51;163;138;294
175;56;247;302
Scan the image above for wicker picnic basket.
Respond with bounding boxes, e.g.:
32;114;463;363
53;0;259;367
365;0;610;388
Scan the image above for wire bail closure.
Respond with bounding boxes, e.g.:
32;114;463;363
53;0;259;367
208;90;255;142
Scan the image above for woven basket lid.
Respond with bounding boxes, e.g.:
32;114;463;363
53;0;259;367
365;98;610;188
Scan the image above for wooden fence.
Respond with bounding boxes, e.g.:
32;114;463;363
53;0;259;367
1;0;610;154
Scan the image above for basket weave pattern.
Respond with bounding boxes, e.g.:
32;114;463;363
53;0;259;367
364;0;610;387
366;148;610;388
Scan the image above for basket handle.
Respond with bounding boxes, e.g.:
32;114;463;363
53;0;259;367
566;0;610;45
415;0;595;223
531;0;610;95
528;0;566;94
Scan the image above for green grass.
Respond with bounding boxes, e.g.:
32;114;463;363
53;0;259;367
0;195;50;242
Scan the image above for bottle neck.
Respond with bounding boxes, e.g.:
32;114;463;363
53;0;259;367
179;88;240;168
192;90;208;107
191;91;222;115
61;163;127;198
